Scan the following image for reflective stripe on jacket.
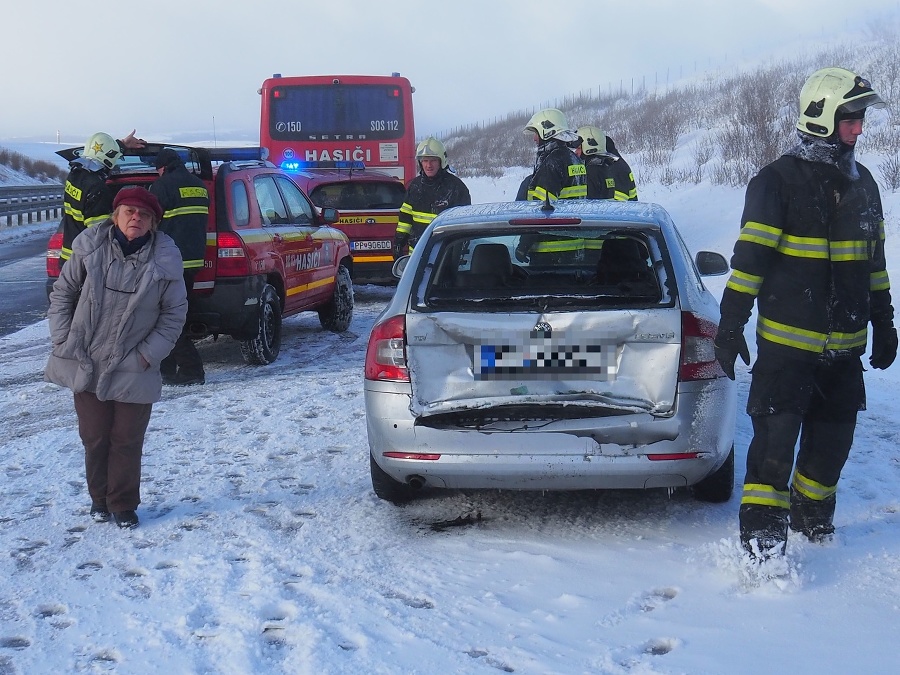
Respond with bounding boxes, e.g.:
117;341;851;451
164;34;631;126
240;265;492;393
720;154;891;361
61;166;113;261
527;140;586;202
584;154;638;201
149;165;210;270
396;169;471;252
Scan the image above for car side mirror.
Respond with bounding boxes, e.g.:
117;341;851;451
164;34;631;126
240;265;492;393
321;207;339;224
392;255;410;278
695;251;729;276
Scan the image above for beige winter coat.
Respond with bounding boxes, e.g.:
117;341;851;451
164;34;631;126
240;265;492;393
45;221;187;404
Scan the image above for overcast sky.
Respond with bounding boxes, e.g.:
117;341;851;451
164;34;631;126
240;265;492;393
4;0;899;144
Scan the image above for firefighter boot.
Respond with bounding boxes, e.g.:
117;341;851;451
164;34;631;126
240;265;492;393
789;490;836;543
739;503;788;560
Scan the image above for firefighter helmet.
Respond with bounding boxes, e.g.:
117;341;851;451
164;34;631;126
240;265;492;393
797;67;885;138
416;137;448;169
524;108;572;141
577;126;608;156
82;132;122;170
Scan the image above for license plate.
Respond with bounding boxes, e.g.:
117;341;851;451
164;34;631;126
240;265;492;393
351;240;392;251
476;340;616;380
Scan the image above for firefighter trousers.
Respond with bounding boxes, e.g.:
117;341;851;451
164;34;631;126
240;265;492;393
161;270;203;378
740;355;864;547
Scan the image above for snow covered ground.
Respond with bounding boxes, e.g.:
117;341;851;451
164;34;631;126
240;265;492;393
1;169;899;674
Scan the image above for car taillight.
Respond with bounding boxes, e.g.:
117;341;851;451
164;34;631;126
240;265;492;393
46;232;63;277
365;314;409;381
215;232;251;277
680;311;726;381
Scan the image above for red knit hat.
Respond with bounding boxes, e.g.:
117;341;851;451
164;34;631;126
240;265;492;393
112;187;163;222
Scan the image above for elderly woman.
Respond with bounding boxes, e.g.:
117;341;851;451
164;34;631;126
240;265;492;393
45;187;187;529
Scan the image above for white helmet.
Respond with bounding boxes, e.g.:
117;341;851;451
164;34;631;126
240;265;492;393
416;137;448;169
797;67;886;138
524;108;572;142
82;132;122;170
577;126;608;156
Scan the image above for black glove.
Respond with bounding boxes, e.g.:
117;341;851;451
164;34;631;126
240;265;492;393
870;323;898;370
714;326;750;380
393;234;409;261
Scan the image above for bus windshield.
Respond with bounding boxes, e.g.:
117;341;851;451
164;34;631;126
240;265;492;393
268;84;406;140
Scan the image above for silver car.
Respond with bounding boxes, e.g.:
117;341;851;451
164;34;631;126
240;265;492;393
364;200;736;504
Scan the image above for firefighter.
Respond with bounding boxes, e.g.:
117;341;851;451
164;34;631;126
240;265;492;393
515;109;587;263
150;148;211;386
576;126;638;201
521;108;586;202
715;67;897;560
394;137;471;258
60;131;146;263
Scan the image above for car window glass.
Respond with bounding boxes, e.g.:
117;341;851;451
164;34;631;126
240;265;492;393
231;180;250;227
254;175;289;226
310;184;342;208
311;181;405;210
367;181;405;208
419;229;668;311
274;175;314;224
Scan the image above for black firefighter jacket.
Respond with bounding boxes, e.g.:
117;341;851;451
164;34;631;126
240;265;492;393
61;165;114;262
149;164;210;272
584;154;638;201
526;139;586;202
719;153;893;363
395;168;471;254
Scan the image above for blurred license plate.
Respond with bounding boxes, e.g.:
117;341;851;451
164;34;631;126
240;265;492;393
476;342;614;380
352;240;392;251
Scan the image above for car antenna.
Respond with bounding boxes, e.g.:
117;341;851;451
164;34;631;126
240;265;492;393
541;195;554;213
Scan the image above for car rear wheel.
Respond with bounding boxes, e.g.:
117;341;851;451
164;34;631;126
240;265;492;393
318;264;353;332
692;445;734;503
240;284;282;365
370;452;416;504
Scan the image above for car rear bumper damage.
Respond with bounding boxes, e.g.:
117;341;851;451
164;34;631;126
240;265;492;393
364;378;735;491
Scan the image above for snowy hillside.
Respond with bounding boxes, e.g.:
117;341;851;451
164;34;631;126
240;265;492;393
1;169;899;674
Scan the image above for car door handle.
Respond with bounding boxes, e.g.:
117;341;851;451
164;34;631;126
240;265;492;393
272;233;283;243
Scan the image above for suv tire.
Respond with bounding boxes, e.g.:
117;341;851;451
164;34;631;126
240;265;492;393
370;452;416;504
240;284;282;365
318;264;354;332
692;445;734;503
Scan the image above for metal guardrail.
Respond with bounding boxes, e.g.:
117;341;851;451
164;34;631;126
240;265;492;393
0;185;64;227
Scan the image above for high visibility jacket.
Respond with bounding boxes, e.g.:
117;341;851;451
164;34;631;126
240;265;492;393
720;153;893;362
584;154;638;201
396;168;471;254
149;164;210;271
61;165;113;262
526;140;586;201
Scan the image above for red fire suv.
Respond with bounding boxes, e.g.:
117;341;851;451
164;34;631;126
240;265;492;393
46;144;354;365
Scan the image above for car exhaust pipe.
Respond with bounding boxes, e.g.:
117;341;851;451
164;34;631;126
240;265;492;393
406;475;426;490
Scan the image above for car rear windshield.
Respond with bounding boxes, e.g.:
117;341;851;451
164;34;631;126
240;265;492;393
413;227;675;312
309;180;405;210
